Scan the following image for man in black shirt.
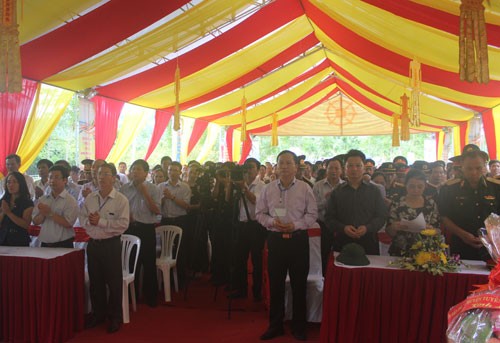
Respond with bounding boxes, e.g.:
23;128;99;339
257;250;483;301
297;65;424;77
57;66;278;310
325;150;387;254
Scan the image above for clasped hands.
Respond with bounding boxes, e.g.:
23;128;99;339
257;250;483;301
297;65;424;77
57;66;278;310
344;225;368;239
273;218;294;233
88;212;100;226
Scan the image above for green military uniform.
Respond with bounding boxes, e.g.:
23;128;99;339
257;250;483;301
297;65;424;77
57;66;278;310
438;176;500;260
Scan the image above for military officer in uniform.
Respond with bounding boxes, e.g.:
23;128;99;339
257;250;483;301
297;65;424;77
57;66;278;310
439;144;500;260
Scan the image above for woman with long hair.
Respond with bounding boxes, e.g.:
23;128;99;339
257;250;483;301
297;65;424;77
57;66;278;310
0;172;34;246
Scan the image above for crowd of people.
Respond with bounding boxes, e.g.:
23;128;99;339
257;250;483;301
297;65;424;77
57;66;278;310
0;143;499;340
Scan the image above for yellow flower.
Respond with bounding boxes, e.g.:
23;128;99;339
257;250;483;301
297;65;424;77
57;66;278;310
415;251;433;265
440;252;447;264
411;241;423;250
421;228;437;236
440;243;449;249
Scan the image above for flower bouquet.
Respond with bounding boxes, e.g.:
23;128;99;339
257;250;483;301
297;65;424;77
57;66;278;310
447;213;500;343
390;228;462;276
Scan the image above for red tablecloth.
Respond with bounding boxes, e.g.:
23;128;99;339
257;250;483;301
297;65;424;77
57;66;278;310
320;253;489;343
0;247;85;343
28;225;90;242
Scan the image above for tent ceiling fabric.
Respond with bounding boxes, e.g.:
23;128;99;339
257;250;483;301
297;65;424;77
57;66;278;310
18;0;500;136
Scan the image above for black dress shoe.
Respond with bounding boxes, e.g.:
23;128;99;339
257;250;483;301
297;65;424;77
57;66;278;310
107;320;122;334
84;315;104;329
291;330;307;341
260;327;284;340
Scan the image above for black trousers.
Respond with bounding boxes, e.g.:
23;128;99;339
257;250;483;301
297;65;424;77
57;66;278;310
125;222;158;305
318;220;332;276
267;231;309;331
233;220;267;297
41;237;74;248
161;216;188;287
87;236;123;322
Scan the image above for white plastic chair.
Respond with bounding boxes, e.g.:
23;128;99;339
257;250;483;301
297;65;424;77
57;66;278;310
156;225;182;302
121;234;141;324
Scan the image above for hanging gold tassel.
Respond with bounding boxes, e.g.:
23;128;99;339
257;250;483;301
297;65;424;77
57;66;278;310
459;0;489;84
173;62;181;131
271;113;278;146
409;58;421;127
400;93;410;141
0;0;22;93
392;113;400;147
240;94;247;142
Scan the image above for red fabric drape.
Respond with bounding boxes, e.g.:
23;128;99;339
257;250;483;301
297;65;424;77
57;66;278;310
98;0;304;101
92;96;124;160
304;0;500;98
459;121;468;152
202;60;331;122
482;109;497;159
21;0;189;81
187;119;209;156
238;133;253;164
320;254;488;343
144;110;172;161
0;79;38;174
226;127;234;161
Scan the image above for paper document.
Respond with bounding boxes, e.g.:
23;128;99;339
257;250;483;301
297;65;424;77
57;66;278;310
400;213;426;233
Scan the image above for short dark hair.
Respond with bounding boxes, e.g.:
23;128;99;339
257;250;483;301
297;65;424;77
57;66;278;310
276;150;298;164
37;159;53;169
489;159;500;167
100;163;117;176
365;158;375;166
404;169;427;185
327;157;344;168
345;149;366;164
244;157;261;169
54;159;71;171
131;159;149;172
5;154;20;164
119;162;127;166
70;166;80;173
462;150;489;163
161;156;172;164
49;165;69;179
169;161;182;170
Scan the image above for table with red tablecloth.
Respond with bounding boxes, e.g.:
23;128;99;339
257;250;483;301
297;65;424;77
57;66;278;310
0;247;85;343
320;253;489;343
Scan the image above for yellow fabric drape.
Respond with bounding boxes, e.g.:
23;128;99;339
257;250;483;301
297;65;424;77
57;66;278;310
453;126;462;156
181;49;325;119
392;113;400;147
494;106;500;158
132;15;313;109
180;117;195;164
311;0;500;78
19;0;102;44
240;94;247;142
214;68;331;126
17;83;74;172
195;123;219;162
232;129;242;162
413;0;500;26
271;113;278;146
437;130;445;161
106;103;151;164
174;63;181;131
44;0;255;90
320;27;496;111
